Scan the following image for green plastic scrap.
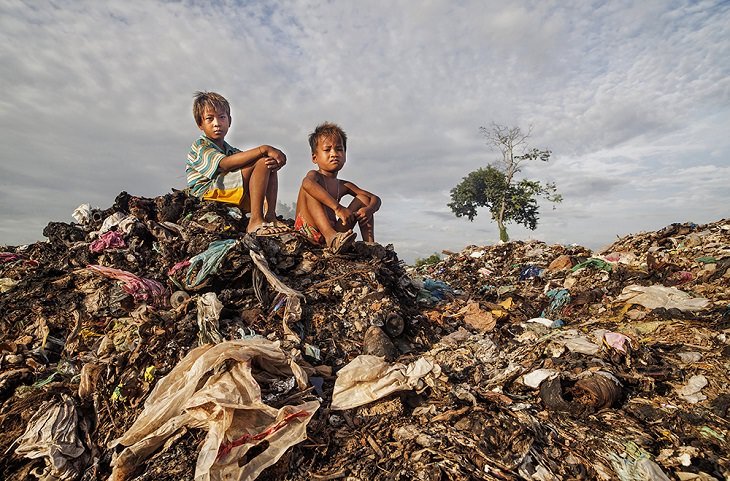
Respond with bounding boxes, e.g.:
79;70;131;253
226;207;243;220
32;371;59;388
571;258;613;272
144;366;156;383
624;440;650;459
199;212;223;224
496;285;515;296
695;256;717;264
536;329;564;343
609;441;670;481
304;343;322;361
111;383;127;402
699;426;726;442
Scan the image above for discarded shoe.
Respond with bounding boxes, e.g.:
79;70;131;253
362;325;398;361
574;373;622;410
384;312;405;337
540;371;621;415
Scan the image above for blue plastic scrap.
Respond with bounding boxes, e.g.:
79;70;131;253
417;277;459;305
542;288;571;319
185;239;237;288
519;265;545;281
423;278;455;299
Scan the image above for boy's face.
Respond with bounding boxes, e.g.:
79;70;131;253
312;135;346;174
198;106;230;145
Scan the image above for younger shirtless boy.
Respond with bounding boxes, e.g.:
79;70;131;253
295;122;381;253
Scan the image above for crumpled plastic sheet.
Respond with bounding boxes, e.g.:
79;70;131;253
522;368;559;388
421;278;456;300
609;452;671;481
1;252;28;263
572;258;613;272
89;230;126;253
519;265;544;281
86;264;167;307
108;339;319;481
249;250;304;342
1;277;19;293
676;374;708;403
72;203;93;224
168;259;191;276
148;220;187;242
553;329;602;355
99;212;130;234
197;292;224;345
616;284;711;312
600;251;638;265
331;355;437;410
603;331;633;353
542;288;571;319
14;393;88;481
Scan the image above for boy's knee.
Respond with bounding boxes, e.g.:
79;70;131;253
249;161;270;179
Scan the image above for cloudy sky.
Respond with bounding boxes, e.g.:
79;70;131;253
1;0;728;263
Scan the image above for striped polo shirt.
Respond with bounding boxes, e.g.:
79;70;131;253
186;135;240;197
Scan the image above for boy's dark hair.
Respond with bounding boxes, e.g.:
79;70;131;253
309;122;347;152
193;91;231;126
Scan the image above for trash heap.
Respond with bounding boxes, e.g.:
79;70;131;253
0;190;728;481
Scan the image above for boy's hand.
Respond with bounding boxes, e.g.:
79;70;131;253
334;205;353;224
354;207;370;221
262;146;286;171
264;156;285;171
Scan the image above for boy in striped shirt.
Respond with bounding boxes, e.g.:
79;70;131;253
186;91;288;236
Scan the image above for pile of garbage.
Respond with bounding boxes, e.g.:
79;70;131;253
0;190;728;481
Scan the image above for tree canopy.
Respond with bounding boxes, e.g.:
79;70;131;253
448;124;562;242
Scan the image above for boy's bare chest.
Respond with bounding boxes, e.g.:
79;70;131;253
319;177;341;201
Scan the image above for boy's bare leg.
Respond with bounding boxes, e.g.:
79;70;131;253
263;171;278;223
299;192;341;245
241;161;270;233
358;216;375;242
347;198;375;242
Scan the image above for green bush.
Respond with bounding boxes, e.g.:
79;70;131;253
414;253;441;268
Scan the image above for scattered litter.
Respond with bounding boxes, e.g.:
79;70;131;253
0;193;728;481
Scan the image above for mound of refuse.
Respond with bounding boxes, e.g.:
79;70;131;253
0;190;728;481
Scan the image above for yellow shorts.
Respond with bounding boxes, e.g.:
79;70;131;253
202;171;250;210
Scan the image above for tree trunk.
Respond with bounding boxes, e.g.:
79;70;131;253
498;222;509;242
496;198;509;242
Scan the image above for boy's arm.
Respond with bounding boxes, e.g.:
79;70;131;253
219;145;286;172
301;172;353;223
342;181;381;218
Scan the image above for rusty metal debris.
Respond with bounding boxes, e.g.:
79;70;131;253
0;191;728;480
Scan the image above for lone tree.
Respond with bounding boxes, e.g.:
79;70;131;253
448;124;562;242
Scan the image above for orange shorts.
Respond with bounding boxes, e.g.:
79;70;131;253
295;214;324;245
